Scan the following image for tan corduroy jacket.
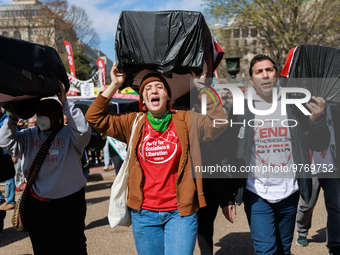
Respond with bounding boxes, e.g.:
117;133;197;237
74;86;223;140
85;93;228;216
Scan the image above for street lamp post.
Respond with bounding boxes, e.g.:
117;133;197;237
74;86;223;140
224;56;241;82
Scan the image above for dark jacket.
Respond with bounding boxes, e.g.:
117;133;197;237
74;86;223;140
325;104;340;177
200;137;235;208
223;102;330;205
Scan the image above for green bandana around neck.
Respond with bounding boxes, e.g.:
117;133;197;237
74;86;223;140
147;111;172;133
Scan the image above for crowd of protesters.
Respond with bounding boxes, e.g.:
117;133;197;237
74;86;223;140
0;55;339;255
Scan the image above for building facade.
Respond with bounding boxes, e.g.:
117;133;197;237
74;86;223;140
0;0;113;83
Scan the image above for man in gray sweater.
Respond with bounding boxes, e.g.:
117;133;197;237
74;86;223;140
0;83;91;255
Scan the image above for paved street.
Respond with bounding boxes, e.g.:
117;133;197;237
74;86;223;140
0;165;330;254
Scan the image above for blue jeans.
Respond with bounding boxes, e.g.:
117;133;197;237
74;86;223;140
131;208;198;255
244;190;299;255
5;178;16;205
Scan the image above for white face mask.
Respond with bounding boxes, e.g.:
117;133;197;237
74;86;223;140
36;116;51;131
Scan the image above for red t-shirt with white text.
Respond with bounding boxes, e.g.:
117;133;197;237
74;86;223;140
137;118;181;211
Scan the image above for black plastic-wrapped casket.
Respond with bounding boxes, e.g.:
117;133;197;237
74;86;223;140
280;44;340;104
115;11;224;108
0;36;69;118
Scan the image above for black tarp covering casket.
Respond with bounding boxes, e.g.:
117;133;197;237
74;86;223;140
0;36;69;118
280;44;340;104
115;11;224;108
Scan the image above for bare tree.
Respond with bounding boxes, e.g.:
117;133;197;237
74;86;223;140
1;0;99;52
0;0;100;77
35;0;77;53
66;5;100;48
34;0;99;53
203;0;340;71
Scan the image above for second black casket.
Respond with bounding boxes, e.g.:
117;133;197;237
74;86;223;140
0;36;70;118
280;44;340;104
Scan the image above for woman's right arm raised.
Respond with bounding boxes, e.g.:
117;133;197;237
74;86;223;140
85;62;131;143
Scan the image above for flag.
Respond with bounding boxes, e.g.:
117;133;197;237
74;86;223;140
211;33;224;71
64;41;76;78
96;58;106;89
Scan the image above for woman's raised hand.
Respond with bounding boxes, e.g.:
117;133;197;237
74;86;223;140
102;62;126;99
110;62;126;87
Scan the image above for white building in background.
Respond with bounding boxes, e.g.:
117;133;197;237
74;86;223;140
0;0;113;83
219;25;268;78
0;0;46;43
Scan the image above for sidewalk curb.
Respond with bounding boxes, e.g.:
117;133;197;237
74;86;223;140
88;173;116;182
